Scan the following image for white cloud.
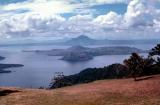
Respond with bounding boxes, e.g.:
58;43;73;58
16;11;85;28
153;19;160;32
123;0;152;27
65;15;94;38
0;0;160;40
0;13;66;38
90;0;160;39
93;11;122;27
82;0;131;5
1;0;75;16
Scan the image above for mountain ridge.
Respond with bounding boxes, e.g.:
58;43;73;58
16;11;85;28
29;45;146;61
0;35;160;46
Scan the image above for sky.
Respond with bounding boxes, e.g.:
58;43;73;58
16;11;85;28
0;0;160;40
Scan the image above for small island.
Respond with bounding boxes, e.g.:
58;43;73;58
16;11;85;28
0;64;24;73
61;52;93;61
26;45;146;62
0;56;5;60
0;56;24;73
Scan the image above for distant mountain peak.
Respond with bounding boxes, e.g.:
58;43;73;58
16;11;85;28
64;35;99;45
69;35;92;42
67;45;88;50
76;35;90;39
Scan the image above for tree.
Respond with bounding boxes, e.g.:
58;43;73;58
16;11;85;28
49;72;65;88
123;53;153;81
149;44;160;65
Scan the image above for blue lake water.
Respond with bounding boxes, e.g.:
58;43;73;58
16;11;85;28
0;44;155;88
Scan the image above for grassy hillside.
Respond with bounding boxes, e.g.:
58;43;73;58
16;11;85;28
0;75;160;105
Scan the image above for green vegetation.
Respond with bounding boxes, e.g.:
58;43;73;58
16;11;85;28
50;44;160;89
149;44;160;65
50;64;129;88
123;53;154;81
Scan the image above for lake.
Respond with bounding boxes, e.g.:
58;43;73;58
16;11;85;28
0;44;155;88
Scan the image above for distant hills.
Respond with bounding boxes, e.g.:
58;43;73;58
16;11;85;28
62;35;160;45
63;35;100;45
28;45;146;62
0;64;24;73
0;35;160;46
0;56;24;73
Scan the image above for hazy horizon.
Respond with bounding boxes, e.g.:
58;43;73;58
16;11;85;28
0;0;160;41
0;0;160;88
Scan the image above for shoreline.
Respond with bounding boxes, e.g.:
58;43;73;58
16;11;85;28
0;64;24;74
0;75;160;105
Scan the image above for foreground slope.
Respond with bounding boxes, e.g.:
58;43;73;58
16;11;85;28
0;75;160;105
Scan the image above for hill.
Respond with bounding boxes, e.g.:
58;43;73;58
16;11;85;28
62;35;160;45
0;64;24;73
63;35;99;45
0;56;5;60
29;45;145;61
0;56;24;73
0;75;160;105
0;35;160;46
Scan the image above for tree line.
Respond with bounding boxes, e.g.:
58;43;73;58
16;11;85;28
124;44;160;81
50;44;160;89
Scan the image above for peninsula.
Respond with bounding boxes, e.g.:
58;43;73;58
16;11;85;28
25;45;146;61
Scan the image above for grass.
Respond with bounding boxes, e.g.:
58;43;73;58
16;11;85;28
0;75;160;105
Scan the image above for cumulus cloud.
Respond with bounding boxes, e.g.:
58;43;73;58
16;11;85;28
153;19;160;32
93;11;122;27
81;0;131;5
0;13;66;37
123;0;151;27
1;0;75;16
0;0;160;39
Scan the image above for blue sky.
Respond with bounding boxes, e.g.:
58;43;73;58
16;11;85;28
61;3;127;19
0;0;160;40
90;3;127;15
0;0;26;4
0;0;128;17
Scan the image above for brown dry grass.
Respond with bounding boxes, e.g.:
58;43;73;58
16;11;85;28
0;75;160;105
